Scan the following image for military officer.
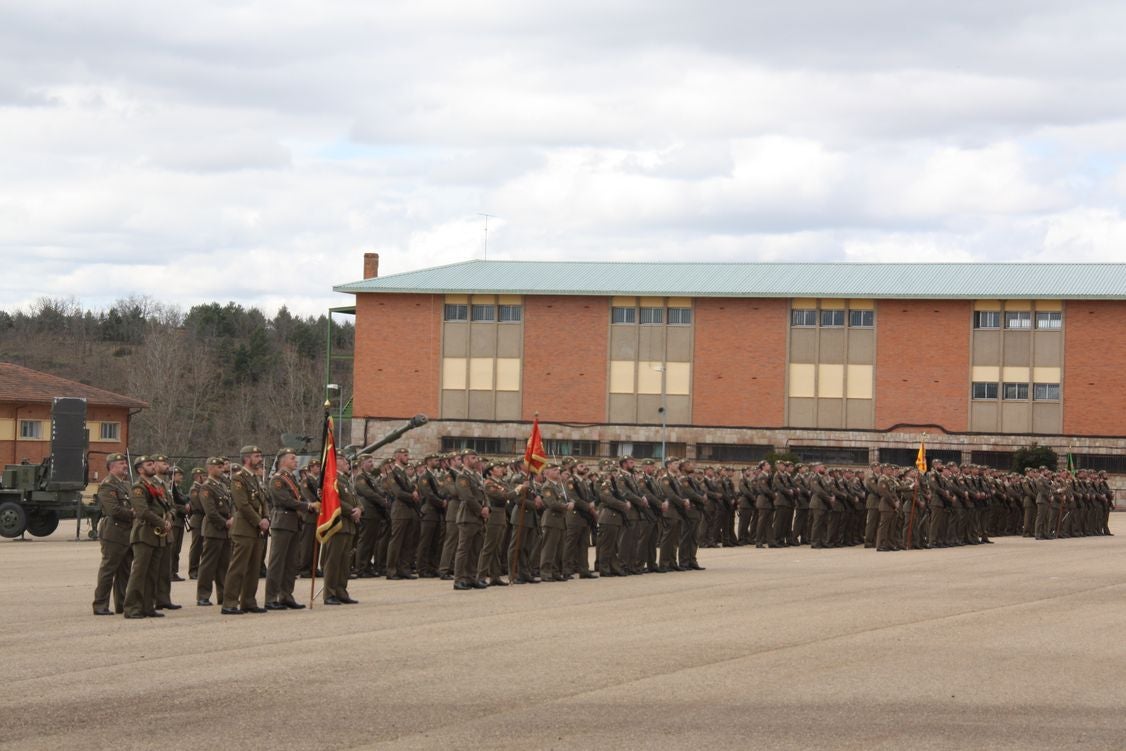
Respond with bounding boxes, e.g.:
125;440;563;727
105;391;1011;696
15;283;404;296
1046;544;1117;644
222;446;270;615
415;453;446;578
187;467;206;579
296;458;321;577
122;456;171;619
384;447;422;579
657;458;686;571
196;457;232;606
91;452;133;615
265;448;320;609
596;468;630;577
149;454;181;611
481;461;520;586
537;463;572;581
438;452;465;580
453;451;488;590
323;451;361;604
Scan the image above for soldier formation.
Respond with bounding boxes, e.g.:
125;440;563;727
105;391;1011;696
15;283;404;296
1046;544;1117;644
91;447;1116;615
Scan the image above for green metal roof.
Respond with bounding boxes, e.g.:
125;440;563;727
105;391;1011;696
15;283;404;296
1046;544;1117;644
334;260;1126;299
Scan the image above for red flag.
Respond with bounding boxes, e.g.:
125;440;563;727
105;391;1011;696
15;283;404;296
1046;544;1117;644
524;416;547;475
316;415;343;543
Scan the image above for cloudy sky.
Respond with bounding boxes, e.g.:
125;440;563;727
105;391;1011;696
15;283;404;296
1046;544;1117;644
2;1;1125;316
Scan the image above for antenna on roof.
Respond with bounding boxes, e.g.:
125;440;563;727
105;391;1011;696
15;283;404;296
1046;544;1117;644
477;213;496;261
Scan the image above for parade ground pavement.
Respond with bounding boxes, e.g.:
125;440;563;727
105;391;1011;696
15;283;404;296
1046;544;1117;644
2;517;1125;751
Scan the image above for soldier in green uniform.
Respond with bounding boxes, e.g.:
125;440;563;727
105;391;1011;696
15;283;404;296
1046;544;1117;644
481;462;519;586
92;453;133;615
323;451;361;604
875;466;900;551
265;448;320;609
657;459;686;570
222;446;270;615
439;453;465;580
352;454;387;577
637;459;664;570
453;451;488;590
187;467;205;579
771;462;796;547
296;458;321;577
123;456;171;618
538;463;572;581
196;457;232;606
509;460;542;583
415;453;446;578
149;455;181;610
168;466;188;581
384;447;422;579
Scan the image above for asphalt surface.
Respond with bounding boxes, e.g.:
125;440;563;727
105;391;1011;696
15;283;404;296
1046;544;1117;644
2;519;1125;751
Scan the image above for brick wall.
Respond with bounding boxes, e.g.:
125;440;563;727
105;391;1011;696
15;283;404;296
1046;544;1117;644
1064;300;1126;435
353;293;441;419
875;300;970;430
0;402;131;466
692;298;787;426
521;296;608;422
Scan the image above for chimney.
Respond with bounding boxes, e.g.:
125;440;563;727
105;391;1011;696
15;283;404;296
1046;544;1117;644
363;252;379;279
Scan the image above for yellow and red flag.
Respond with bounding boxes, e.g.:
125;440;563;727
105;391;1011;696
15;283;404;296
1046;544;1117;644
524;416;547;475
915;440;928;473
316;415;343;543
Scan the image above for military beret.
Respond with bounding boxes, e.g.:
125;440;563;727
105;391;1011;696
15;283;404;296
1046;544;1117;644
206;456;225;466
132;455;150;468
240;445;262;455
151;454;168;463
641;458;656;466
356;453;372;462
424;453;440;461
277;448;296;459
106;453;127;466
191;467;205;476
379;458;393;468
617;455;633;465
306;457;321;467
561;457;576;467
394;447;409;455
171;466;183;475
461;449;478;457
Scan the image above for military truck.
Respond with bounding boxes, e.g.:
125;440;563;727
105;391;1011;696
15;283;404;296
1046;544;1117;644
0;397;90;539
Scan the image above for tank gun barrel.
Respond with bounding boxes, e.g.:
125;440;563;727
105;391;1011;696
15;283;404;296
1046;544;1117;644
344;414;428;458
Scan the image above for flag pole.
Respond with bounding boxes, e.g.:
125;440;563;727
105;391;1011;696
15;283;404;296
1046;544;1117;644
310;401;331;609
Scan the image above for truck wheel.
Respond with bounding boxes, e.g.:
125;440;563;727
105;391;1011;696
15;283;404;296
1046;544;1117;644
26;511;59;537
0;502;27;539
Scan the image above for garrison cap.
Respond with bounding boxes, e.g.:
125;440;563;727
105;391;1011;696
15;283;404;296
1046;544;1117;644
106;452;127;466
206;456;226;466
151;454;168;463
240;445;262;455
191;467;205;476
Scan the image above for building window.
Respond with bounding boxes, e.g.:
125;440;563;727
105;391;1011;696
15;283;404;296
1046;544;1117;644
1004;311;1031;329
792;446;869;465
820;310;845;327
1072;453;1126;473
470;304;495;322
639;307;664;325
443;304;468;321
1033;383;1060;401
667;308;692;325
696;443;773;463
611;307;636;324
440;436;523;454
19;420;43;439
791;309;817;327
878;447;962;467
1003;383;1029;400
608;441;685;460
543;439;598;457
1035;311;1062;329
848;310;874;327
973;311;1001;329
100;422;120;441
498;305;522;323
971;451;1016;470
972;382;999;400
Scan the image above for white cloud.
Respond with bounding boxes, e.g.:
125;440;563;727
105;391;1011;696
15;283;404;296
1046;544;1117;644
0;1;1124;317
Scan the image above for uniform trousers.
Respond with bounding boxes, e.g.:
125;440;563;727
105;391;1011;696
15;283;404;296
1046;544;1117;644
416;519;443;576
123;542;161;617
772;506;794;545
658;516;681;568
322;531;354;600
439;517;461;576
155;542;175;606
509;523;538;581
92;538;131;612
223;534;264;610
169;524;185;578
196;536;230;602
265;528;300;604
354;515;387;574
477;520;507;580
864;508;879;546
597;524;624;575
187;515;204;577
454;522;483;585
539;526;565;579
386;516;420;576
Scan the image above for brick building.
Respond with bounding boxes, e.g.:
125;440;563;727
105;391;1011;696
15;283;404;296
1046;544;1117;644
0;362;146;466
334;257;1126;479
